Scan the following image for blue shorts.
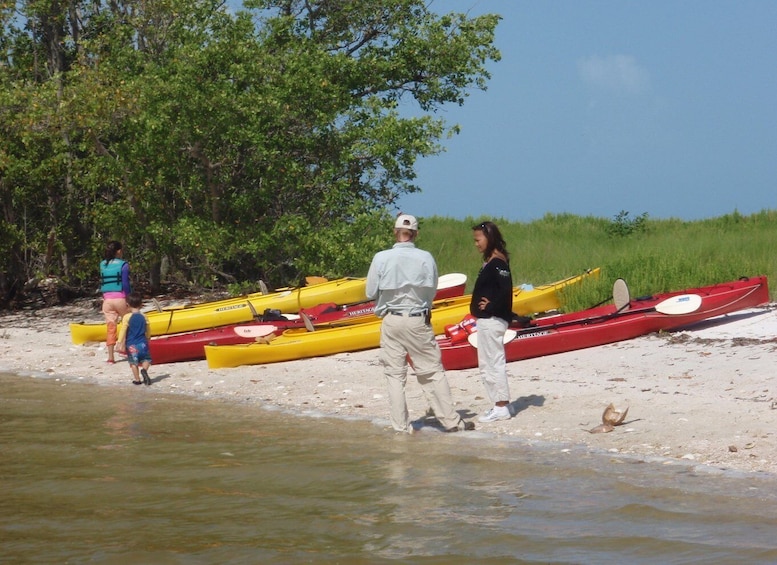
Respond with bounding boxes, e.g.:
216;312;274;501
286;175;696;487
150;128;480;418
127;341;152;366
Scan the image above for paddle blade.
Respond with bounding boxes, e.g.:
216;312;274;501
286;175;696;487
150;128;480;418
466;329;518;348
300;311;315;332
654;294;702;315
234;325;277;338
247;300;259;319
437;272;467;290
613;278;630;311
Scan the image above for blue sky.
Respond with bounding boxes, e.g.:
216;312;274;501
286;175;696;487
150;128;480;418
394;0;777;222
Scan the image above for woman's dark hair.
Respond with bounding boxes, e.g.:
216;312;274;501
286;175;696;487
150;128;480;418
103;240;122;263
472;221;509;263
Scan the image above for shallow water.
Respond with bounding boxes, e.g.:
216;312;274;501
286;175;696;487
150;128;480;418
2;373;777;564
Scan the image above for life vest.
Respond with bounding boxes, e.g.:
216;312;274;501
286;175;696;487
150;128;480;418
100;259;126;293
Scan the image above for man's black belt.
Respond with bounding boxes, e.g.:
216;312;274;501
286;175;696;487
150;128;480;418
388;310;426;317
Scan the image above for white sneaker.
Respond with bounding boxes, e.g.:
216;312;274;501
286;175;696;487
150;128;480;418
478;405;511;423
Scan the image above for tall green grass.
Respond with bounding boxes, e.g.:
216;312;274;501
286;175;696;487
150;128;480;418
418;210;777;311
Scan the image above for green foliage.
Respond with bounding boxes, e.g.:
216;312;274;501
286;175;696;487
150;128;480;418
5;0;774;314
226;280;263;296
0;0;501;303
606;210;650;237
418;210;777;310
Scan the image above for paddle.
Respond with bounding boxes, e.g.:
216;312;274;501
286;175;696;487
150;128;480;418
613;278;630;311
582;278;630;312
651;293;703;314
233;324;277;339
467;329;518;349
508;293;704;337
300;311;315;332
247;300;259;319
466;279;639;349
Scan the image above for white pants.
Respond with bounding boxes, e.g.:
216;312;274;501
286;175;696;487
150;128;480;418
476;316;510;404
379;313;462;432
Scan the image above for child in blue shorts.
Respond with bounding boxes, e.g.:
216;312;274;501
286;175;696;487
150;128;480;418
118;292;153;386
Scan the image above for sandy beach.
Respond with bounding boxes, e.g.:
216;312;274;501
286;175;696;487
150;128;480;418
2;298;776;476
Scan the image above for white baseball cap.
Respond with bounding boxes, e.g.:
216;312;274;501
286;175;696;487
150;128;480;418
394;214;418;231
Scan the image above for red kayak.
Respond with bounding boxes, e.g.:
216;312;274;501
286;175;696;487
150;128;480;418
439;275;770;371
149;273;467;364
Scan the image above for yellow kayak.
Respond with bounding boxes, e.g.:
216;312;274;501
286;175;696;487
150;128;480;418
69;277;369;345
204;268;600;369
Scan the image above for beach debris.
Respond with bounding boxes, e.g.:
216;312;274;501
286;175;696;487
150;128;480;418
587;403;629;433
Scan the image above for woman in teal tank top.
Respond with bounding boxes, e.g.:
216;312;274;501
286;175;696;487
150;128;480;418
100;240;131;363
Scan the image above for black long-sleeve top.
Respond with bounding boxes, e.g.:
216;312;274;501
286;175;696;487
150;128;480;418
470;258;513;324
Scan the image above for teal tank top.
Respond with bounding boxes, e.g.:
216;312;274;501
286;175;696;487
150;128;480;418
100;259;126;293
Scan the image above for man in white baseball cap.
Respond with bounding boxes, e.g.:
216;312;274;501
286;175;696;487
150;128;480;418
366;213;474;433
393;213;419;231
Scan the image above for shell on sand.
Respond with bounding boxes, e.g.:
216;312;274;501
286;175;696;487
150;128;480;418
602;403;629;426
588;403;629;433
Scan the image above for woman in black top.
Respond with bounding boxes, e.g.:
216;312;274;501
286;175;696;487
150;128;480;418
470;221;513;423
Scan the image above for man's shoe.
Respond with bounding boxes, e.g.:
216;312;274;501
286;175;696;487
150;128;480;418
478;405;511;423
445;420;475;432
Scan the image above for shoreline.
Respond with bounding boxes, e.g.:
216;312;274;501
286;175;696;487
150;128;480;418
2;299;777;476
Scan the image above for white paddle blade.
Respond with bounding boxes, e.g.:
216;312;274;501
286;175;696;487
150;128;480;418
654;294;702;315
437;272;467;290
613;278;630;311
466;329;518;348
233;325;277;338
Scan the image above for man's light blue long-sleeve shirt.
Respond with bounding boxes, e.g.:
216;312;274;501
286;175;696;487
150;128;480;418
366;242;438;317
